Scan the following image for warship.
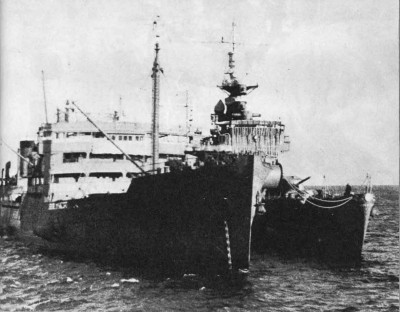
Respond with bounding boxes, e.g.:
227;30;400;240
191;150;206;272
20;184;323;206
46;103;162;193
251;175;375;265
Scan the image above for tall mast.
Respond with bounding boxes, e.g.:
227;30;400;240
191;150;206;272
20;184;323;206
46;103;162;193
227;22;237;81
218;22;258;98
231;21;236;53
151;43;161;173
41;70;49;124
184;90;192;136
119;95;123;119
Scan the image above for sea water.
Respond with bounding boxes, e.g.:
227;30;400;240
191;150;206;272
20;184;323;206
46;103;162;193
0;186;398;311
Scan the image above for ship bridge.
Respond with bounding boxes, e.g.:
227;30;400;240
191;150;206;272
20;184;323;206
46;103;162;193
200;31;290;158
203;119;290;157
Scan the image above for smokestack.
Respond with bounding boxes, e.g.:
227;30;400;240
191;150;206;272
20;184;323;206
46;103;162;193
5;161;11;182
19;140;35;178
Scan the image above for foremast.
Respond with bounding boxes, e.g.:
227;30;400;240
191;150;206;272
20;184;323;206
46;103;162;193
151;43;161;173
217;29;258;121
208;33;289;158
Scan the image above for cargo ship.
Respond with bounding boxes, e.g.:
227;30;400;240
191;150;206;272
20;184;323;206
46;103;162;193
9;31;292;274
0;102;198;235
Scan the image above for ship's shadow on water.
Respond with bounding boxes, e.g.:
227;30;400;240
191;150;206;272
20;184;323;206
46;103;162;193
25;234;392;283
31;244;238;280
27;239;252;284
2;236;255;297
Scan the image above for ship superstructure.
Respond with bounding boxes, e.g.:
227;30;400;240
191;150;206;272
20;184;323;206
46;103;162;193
32;102;190;203
1;100;196;233
199;40;289;160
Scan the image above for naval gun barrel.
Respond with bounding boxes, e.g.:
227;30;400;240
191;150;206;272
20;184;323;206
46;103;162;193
71;101;147;175
295;176;311;187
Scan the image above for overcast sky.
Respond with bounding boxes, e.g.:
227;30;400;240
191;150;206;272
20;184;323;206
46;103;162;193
1;0;398;185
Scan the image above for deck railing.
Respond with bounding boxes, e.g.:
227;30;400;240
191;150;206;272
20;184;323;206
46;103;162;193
230;125;282;156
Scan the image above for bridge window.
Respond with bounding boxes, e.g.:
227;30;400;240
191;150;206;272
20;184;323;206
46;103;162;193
94;132;105;138
89;172;123;181
63;152;87;163
89;153;123;160
66;132;77;138
126;172;143;178
28;177;43;186
53;173;84;183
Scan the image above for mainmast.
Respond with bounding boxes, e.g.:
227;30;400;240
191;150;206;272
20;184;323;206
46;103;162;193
151;43;161;173
228;22;236;79
184;90;193;136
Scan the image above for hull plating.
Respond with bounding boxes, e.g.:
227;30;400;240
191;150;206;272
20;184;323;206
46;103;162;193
0;202;20;234
252;195;374;265
20;154;272;274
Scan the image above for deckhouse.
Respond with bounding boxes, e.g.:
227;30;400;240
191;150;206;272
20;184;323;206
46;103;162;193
24;102;197;203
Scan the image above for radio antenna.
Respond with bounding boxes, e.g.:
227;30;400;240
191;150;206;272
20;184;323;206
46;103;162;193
184;90;193;136
41;70;49;124
231;21;236;52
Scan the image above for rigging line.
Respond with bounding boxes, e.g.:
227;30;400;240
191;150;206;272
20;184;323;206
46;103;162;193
71;101;147;175
360;174;371;185
286;179;313;195
286;180;353;203
306;195;353;203
41;70;49;124
0;139;34;166
305;197;353;209
58;107;119;121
